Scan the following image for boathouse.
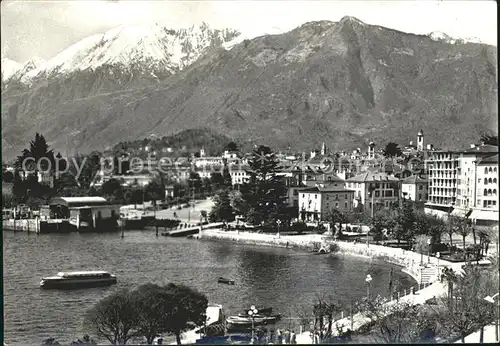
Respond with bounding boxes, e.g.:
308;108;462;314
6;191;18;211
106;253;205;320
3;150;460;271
48;197;119;231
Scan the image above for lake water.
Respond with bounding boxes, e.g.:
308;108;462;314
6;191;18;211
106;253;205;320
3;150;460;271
3;231;415;345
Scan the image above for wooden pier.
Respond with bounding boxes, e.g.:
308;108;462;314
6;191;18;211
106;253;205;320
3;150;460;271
2;219;70;234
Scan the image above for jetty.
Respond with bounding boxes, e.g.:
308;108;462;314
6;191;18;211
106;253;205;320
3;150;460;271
2;218;69;234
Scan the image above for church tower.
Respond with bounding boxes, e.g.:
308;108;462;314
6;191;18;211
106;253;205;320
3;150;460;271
368;141;376;159
417;130;424;151
321;142;326;156
200;147;206;157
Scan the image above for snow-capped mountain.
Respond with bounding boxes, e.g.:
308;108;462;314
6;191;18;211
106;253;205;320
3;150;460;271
1;58;22;81
15;22;239;84
428;31;483;44
10;57;46;81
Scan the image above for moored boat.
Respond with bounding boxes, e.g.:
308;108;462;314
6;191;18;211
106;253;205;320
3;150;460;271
225;314;281;331
40;270;117;289
217;277;235;285
118;209;155;230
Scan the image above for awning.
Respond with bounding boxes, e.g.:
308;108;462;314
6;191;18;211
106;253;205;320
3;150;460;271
451;208;471;218
470;209;499;222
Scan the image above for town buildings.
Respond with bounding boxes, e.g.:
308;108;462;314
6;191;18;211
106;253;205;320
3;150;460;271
424;143;499;224
401;175;428;202
346;172;401;214
298;187;355;222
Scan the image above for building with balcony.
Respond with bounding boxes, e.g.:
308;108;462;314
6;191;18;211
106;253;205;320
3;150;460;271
425;144;498;223
402;175;428;202
298;187;354;222
346;172;401;214
425;150;460;211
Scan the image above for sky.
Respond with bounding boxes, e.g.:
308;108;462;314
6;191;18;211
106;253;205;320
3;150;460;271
1;0;497;63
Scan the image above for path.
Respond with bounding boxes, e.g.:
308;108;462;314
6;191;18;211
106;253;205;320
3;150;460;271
155;198;214;223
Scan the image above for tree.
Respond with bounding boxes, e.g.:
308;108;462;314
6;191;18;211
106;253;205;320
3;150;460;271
414;235;429;265
15;133;55;171
162;283;208;345
145;179;165;204
200;210;208;223
209;172;224;190
124;187;144;207
226;141;239;152
2;170;14;182
383;142;402;158
221;160;233;188
480;133;498;146
84;289;140;345
209;190;234;222
188;171;202;194
133;284;174;344
389;201;416;246
72;152;102;190
455;216;472;261
100;178;124;204
328;209;346;236
312;296;342;341
240;145;287;227
360;295;422;343
370;212;392;243
434;265;496;343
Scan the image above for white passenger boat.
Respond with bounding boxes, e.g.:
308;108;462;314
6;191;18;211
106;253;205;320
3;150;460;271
40;270;117;289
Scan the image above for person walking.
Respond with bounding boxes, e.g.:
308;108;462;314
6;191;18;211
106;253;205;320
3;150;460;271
290;330;296;344
284;329;290;344
276;329;282;344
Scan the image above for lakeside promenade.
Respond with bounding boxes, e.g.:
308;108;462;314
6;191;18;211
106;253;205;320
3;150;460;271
196;229;493;344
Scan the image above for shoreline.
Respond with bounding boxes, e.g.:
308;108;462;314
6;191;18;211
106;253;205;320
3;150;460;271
196;229;481;284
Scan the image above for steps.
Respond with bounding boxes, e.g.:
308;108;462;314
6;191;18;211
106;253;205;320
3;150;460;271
420;265;438;284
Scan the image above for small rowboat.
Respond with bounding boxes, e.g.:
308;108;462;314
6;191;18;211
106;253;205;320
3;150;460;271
217;277;235;285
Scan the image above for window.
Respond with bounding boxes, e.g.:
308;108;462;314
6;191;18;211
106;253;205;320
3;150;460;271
375;183;380;189
315;194;317;199
494;201;497;206
345;202;348;209
302;194;305;198
328;176;332;181
489;178;493;184
326;203;329;209
418;194;422;200
485;167;488;174
494;189;497;196
484;189;488;196
335;194;339;200
488;189;492;196
495;167;498;173
419;185;423;190
335;203;339;208
345;194;348;199
477;199;481;205
494;178;497;184
489;167;493;173
375;191;380;197
484;200;488;208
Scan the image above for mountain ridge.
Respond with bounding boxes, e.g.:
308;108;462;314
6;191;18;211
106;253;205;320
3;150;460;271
1;17;497;160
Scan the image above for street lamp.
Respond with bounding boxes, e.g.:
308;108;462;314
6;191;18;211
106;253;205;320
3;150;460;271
483;293;499;342
247;305;259;342
427;238;431;264
436;252;441;281
366;274;373;300
277;219;281;238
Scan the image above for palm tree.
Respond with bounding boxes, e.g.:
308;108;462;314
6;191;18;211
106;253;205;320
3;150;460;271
415;235;429;265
